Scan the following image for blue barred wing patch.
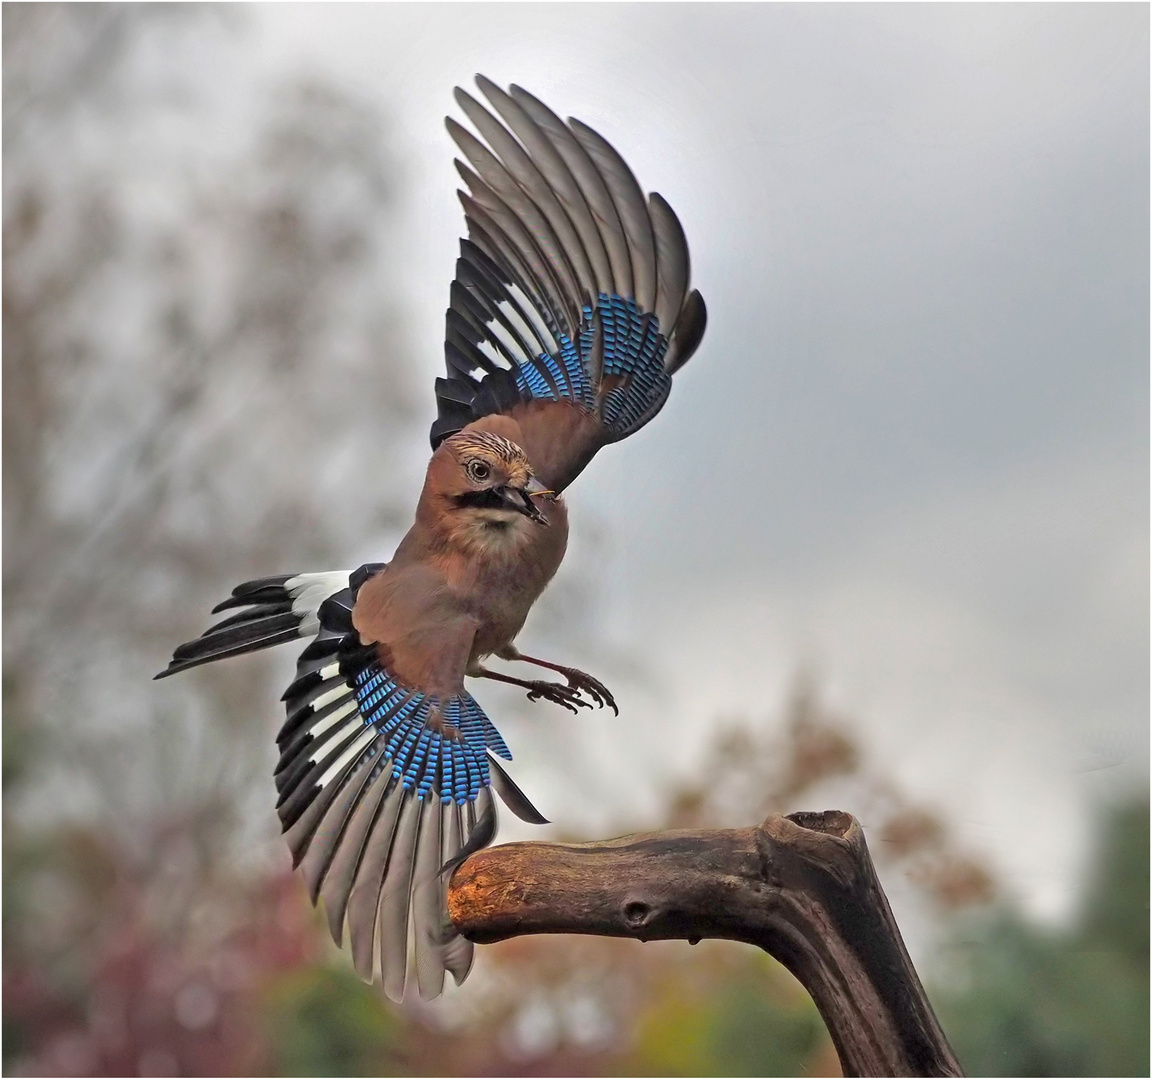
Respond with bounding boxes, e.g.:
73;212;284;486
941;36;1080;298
514;330;593;408
596;295;671;438
513;293;671;442
353;664;511;805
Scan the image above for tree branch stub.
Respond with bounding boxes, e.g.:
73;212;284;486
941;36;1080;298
448;810;962;1078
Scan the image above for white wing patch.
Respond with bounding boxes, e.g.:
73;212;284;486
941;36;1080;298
479;319;522;368
286;571;352;636
474;337;512;371
309;697;358;737
317;727;377;789
504;283;558;355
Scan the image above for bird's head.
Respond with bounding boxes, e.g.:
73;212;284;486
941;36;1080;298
422;427;554;545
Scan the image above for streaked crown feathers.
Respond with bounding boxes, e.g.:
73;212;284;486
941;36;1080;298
445;430;531;479
445;430;525;463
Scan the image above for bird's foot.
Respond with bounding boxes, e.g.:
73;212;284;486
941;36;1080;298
556;667;618;715
524;680;590;714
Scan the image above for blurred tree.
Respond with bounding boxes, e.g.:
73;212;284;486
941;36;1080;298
937;797;1149;1078
262;965;402;1077
664;676;996;914
4;5;417;1074
625;950;829;1077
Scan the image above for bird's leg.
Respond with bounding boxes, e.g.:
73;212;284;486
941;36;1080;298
496;647;618;715
467;663;590;714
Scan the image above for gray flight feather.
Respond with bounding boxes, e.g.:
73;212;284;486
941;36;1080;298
459;232;566;405
475;784;495;836
280;734;365;863
460;204;565;354
446;305;512;375
456;174;572;342
440;801;475;984
297;747;381;904
439;781;499;878
441;927;475;987
456;227;566;401
648;192;690;334
320;767;397;947
458;237;557;359
457;83;597;304
412;797;447;1000
275;699;358;791
477;76;613;297
448;118;582;333
664;288;708;375
346;778;406;981
509;84;634;300
451;279;534;369
487;753;549;825
587;305;606;392
379;792;422;1003
569;117;657;312
448;282;534;373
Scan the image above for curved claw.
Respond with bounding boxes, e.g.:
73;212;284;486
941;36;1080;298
525;680;591;714
560;667;619;716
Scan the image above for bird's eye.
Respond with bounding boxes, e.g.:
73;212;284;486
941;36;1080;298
467;460;491;483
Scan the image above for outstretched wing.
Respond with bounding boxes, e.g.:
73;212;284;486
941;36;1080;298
172;566;546;1003
431;76;708;492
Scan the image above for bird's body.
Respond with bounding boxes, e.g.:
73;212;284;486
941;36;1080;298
157;77;707;1002
355;417;570;693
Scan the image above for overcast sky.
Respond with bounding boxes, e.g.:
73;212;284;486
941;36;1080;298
241;4;1148;925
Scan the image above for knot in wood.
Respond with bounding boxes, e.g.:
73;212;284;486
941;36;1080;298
622;898;655;930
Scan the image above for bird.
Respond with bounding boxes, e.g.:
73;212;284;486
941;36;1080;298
155;76;707;1002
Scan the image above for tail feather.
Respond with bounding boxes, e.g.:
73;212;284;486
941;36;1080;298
210;575;295;614
202;601;294;636
159;625;302;679
154;571;350;680
171;612;300;660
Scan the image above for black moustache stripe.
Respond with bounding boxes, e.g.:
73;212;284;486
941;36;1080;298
453;488;515;512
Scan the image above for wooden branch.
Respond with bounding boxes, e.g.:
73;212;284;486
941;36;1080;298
448;810;962;1078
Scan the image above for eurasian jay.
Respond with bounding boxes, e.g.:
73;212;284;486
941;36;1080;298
157;77;707;1002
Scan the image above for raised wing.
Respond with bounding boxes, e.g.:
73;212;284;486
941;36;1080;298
430;77;708;492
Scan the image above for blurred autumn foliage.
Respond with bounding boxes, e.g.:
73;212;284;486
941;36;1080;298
665;679;995;914
7;664;1147;1076
4;7;1146;1078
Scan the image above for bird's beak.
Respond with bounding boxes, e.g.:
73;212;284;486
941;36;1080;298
499;477;551;524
